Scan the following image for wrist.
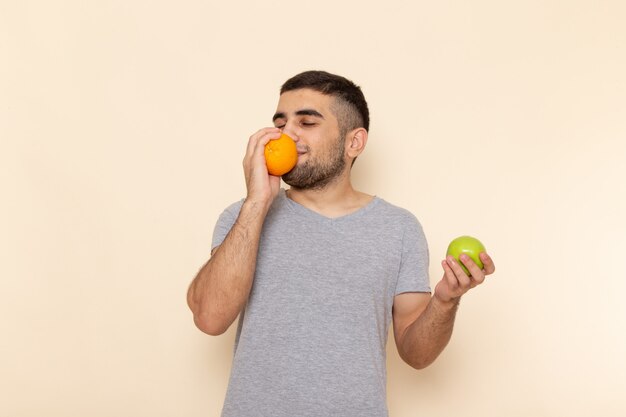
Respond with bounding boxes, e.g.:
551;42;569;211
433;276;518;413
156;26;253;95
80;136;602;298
432;294;461;312
244;185;277;210
241;197;272;219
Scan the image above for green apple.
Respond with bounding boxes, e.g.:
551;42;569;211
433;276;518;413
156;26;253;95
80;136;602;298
446;236;486;276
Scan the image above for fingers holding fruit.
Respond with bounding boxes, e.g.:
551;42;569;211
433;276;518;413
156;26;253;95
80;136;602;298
478;252;496;275
446;236;485;275
243;128;282;204
244;128;281;173
242;128;300;206
435;236;495;303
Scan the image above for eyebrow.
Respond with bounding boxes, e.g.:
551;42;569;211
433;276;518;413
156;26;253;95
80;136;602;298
272;109;325;122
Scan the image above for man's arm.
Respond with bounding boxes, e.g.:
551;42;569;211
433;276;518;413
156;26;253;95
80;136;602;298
187;200;269;335
393;252;496;369
186;127;282;335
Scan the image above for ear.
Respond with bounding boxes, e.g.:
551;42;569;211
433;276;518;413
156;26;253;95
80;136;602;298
345;128;368;159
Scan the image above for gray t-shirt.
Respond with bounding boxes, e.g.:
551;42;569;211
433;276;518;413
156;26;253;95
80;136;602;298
211;189;430;417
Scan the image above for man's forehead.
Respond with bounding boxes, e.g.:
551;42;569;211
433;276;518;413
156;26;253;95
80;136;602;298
274;89;334;117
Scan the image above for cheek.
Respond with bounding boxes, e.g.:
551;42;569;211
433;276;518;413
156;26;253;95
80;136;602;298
302;129;342;158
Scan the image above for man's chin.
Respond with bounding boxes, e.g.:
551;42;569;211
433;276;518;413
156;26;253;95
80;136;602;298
281;172;306;189
283;173;337;191
282;164;304;183
282;157;346;190
282;170;311;189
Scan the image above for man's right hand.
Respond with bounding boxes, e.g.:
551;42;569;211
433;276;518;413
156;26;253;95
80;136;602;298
243;127;283;209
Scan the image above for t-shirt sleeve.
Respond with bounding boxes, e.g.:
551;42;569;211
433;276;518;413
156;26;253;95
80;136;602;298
211;199;245;252
395;215;431;295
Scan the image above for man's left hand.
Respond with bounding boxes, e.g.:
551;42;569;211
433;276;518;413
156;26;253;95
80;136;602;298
434;252;496;304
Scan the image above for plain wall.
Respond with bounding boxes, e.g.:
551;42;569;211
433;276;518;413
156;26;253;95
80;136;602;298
2;1;625;416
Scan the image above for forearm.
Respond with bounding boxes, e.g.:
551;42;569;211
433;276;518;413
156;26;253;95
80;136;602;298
187;199;268;335
399;296;461;369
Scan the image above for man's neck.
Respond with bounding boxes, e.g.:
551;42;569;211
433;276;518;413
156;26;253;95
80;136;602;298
285;175;373;219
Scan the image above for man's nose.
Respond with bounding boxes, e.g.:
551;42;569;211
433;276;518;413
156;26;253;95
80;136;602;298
281;127;300;143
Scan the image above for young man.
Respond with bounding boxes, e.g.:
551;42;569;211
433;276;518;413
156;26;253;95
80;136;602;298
187;70;496;417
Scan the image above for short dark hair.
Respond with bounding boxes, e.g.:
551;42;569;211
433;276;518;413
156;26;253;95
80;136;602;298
280;70;370;133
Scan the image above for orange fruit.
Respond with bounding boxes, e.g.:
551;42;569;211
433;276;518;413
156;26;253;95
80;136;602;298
264;133;298;176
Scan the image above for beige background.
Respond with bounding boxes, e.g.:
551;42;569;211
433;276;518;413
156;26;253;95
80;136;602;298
2;1;625;416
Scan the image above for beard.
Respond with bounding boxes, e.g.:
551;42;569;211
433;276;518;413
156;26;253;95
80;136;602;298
282;134;346;190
